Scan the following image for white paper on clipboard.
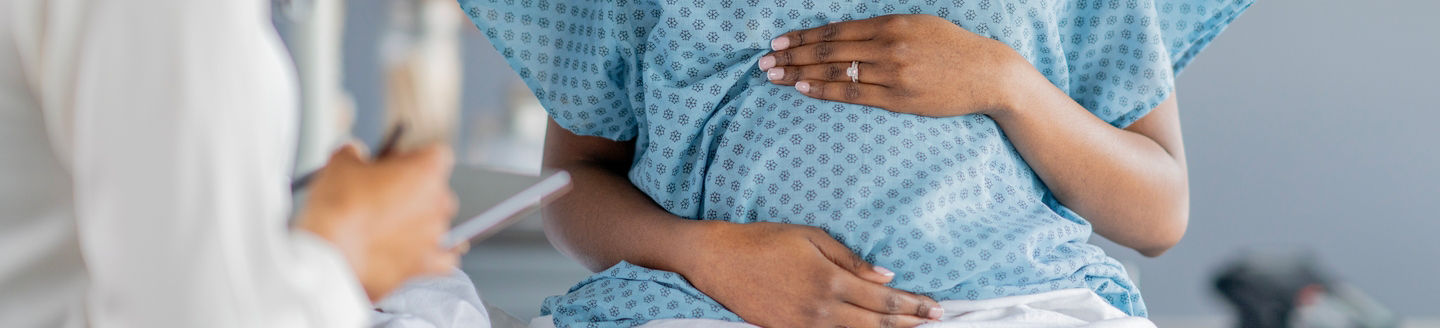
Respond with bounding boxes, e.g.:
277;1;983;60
442;171;571;248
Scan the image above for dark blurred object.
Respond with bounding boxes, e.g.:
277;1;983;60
1213;250;1399;328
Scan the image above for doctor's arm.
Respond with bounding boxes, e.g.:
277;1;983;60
763;15;1189;257
60;1;457;327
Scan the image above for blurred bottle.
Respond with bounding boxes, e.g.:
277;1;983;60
382;0;465;151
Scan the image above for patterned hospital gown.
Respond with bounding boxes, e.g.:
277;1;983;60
458;0;1251;326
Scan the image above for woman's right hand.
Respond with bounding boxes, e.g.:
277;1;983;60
676;222;943;328
295;143;460;302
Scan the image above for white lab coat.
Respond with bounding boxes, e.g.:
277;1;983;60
0;0;371;327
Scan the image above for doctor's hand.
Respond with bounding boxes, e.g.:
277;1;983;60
760;14;1034;119
296;143;461;302
675;222;942;328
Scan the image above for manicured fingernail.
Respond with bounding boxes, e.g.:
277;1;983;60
766;68;784;81
771;37;790;51
758;56;776;70
795;81;811;93
873;266;895;277
929;306;944;320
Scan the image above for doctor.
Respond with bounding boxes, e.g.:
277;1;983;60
0;0;463;327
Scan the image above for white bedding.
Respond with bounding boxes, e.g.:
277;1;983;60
529;288;1155;328
371;269;492;328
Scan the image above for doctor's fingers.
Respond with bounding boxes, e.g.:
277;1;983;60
827;302;936;328
423;248;462;276
381;143;456;185
408;204;457;276
840;276;944;320
330;143;369;164
449;241;472;256
430;189;459;223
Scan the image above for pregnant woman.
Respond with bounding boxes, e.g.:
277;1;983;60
461;0;1250;327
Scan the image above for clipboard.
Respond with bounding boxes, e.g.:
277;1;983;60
442;171;571;248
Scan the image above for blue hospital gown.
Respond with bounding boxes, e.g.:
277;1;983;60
459;0;1251;326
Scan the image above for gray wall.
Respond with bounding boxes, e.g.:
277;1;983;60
324;0;1440;317
1093;0;1440;316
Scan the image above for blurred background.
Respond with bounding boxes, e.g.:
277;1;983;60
271;0;1440;325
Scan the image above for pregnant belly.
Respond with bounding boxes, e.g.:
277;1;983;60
691;85;1040;224
624;83;1125;307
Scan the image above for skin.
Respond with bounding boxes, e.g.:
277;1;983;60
295;143;464;301
543;13;1190;327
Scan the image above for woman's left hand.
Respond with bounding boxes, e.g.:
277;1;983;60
759;14;1033;118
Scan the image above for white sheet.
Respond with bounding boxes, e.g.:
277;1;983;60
371;269;492;328
529;289;1155;328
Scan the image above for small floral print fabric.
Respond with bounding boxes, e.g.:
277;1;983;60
458;0;1251;326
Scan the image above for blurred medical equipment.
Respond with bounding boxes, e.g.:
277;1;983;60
1213;250;1399;328
382;0;465;152
279;0;466;174
279;0;359;175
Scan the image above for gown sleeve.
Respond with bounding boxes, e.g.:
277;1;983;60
459;0;656;141
1057;0;1254;128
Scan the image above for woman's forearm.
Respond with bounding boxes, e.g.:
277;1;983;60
988;67;1190;257
540;120;711;272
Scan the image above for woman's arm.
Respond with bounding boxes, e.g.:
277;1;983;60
543;120;944;327
761;15;1188;256
540;119;706;272
992;88;1188;257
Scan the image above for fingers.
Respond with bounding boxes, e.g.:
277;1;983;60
329;142;368;166
422;193;460;276
830;303;936;328
759;41;882;70
442;190;459;218
377;143;455;189
450;240;471;256
795;80;892;108
422;188;459;224
425;249;461;275
772;20;880;51
399;143;456;173
766;62;888;86
841;276;944;320
807;229;894;285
